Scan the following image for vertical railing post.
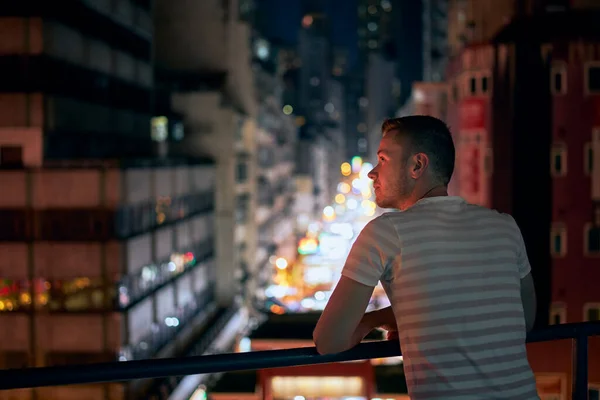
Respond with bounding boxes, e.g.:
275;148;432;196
572;334;589;400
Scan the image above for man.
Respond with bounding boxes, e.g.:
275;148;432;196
313;116;539;399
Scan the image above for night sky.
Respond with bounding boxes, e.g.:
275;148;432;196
256;0;359;66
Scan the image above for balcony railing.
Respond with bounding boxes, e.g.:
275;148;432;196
0;321;599;399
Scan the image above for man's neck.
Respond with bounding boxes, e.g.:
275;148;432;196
419;185;448;200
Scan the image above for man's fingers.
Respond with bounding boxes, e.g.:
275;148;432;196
386;331;399;340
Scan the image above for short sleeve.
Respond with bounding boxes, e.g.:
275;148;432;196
506;215;531;279
341;215;401;287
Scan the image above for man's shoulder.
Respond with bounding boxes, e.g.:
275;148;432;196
360;213;397;233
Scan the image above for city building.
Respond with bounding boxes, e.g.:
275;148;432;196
444;44;494;207
357;0;395;58
422;0;449;82
154;0;258;308
251;33;299;302
0;2;240;400
282;8;345;225
365;51;401;164
356;0;396;161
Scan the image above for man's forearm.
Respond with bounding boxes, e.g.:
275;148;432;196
368;306;397;329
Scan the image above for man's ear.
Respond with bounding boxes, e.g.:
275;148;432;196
410;153;429;179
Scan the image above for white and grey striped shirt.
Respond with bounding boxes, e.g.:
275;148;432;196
342;196;539;400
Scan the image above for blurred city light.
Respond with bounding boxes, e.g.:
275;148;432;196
337;182;351;193
323;205;335;219
275;258;288;270
282;104;293;115
351;156;363;173
341;162;352;176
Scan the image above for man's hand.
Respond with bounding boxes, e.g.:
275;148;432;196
351;306;398;344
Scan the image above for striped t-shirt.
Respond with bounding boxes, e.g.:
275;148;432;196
342;196;539;400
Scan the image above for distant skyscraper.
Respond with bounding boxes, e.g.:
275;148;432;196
357;0;395;67
422;0;449;82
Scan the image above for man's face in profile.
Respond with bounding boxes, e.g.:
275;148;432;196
368;131;415;210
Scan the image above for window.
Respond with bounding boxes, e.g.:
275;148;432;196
549;302;566;325
551;62;567;95
551;144;567;177
550;224;567;257
0;146;23;168
481;75;489;94
585;223;600;255
585;142;594;175
469;76;477;95
236;194;250;224
0;209;29;241
236;161;248;183
584;303;600;321
585;63;600;94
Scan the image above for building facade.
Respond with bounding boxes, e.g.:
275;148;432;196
154;0;258;308
0;160;220;400
0;1;252;399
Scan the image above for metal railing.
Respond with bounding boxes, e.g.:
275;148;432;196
0;321;599;399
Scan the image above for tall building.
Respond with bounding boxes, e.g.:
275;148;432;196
0;2;236;400
284;8;345;223
365;52;399;163
0;1;155;161
422;0;449;82
251;32;299;302
357;0;395;60
154;0;258;309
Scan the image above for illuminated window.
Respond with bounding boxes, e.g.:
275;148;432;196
550;224;567;257
550;302;566;325
551;62;567;95
151;116;168;142
551;144;567;177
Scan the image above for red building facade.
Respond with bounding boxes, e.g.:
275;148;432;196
446;44;494;208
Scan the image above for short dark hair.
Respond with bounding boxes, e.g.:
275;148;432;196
381;115;455;185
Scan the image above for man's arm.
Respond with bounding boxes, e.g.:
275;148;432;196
510;215;536;332
313;276;374;354
313;216;400;354
520;272;536;332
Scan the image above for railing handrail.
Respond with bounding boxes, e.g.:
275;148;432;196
0;321;599;391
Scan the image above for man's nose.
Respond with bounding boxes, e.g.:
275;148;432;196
367;167;377;180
